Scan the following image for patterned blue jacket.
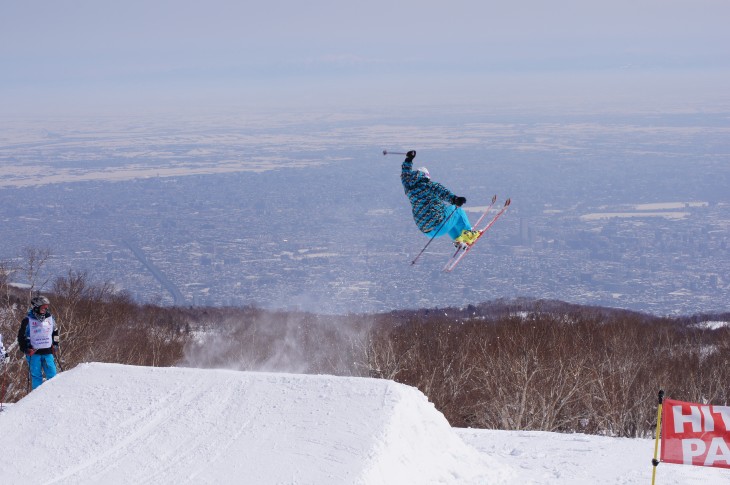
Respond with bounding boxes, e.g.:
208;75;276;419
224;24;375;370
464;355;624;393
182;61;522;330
401;156;458;233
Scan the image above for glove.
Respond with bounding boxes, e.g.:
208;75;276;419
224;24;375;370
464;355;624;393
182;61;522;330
406;150;416;159
27;347;36;356
453;196;466;207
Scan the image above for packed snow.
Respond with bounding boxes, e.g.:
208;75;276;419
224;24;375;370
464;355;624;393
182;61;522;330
1;363;728;484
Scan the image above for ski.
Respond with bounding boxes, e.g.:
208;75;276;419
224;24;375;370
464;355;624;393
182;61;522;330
440;195;498;272
470;194;498;231
443;198;511;272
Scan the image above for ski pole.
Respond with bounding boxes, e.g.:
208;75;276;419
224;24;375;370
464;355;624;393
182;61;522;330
411;207;458;265
382;150;408;156
55;344;64;372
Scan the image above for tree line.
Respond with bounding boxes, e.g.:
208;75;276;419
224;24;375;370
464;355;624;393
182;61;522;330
1;267;728;438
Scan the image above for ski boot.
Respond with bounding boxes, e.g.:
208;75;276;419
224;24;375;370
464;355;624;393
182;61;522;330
454;229;480;249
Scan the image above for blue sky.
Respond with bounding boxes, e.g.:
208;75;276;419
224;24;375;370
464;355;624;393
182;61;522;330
2;0;729;114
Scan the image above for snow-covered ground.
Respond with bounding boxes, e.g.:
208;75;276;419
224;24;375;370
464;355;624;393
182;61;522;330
694;320;730;330
1;363;728;484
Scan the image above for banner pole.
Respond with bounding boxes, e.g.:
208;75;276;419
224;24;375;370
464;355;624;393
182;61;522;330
651;389;665;485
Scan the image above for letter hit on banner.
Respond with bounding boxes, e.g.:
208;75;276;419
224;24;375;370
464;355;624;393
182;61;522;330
661;398;730;469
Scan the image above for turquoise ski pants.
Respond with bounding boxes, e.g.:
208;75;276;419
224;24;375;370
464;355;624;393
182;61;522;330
26;353;57;389
424;206;472;240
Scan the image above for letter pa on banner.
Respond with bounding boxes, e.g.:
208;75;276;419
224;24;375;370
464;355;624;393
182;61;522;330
660;398;730;469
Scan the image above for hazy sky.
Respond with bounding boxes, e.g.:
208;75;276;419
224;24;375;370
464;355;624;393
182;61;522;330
2;0;729;115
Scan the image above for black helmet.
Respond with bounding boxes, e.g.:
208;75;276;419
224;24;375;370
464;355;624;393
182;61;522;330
31;295;51;311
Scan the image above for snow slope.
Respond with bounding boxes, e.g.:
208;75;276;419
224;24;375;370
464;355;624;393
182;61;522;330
1;363;728;484
459;429;729;484
0;363;511;484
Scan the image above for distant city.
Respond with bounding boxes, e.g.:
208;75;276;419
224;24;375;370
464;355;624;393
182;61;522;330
1;108;728;316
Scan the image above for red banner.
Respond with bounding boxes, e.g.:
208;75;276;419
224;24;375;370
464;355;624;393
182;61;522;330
661;398;730;469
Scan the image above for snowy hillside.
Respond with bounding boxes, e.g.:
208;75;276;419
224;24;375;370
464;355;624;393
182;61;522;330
1;364;728;484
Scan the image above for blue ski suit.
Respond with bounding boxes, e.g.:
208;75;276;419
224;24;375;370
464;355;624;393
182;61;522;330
401;155;471;239
18;310;58;389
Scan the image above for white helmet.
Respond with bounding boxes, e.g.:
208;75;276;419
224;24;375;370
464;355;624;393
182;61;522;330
31;295;51;310
31;295;51;316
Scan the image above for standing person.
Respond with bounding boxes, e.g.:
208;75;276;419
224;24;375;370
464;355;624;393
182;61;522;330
0;333;8;364
401;150;479;248
17;295;59;390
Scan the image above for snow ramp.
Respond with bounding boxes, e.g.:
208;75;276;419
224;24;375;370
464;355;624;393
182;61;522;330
0;363;513;484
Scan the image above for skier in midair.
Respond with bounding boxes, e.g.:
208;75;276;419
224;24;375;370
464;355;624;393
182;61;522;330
401;150;479;248
17;295;59;390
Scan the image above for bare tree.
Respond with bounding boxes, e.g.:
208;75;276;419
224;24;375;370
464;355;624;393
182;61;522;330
358;326;413;381
51;270;117;365
20;246;52;298
0;259;15;303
